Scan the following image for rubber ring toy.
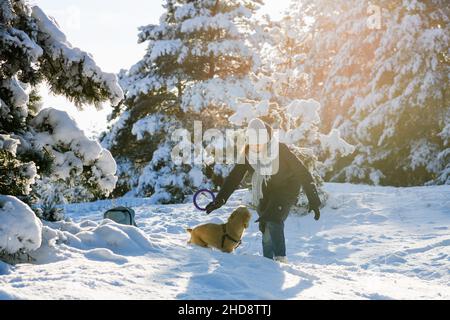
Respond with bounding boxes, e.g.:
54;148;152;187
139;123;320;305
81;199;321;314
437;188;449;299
193;189;215;211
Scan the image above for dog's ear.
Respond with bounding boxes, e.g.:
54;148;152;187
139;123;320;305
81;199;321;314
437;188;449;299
228;210;237;222
243;211;251;228
237;205;247;213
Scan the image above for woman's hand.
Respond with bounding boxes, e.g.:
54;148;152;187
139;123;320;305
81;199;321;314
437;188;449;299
205;199;224;214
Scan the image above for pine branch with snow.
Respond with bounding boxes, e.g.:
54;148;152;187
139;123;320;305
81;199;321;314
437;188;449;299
105;0;264;202
283;0;449;186
0;0;122;256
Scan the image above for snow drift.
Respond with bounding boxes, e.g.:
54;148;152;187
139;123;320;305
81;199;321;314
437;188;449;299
0;183;449;299
0;195;42;255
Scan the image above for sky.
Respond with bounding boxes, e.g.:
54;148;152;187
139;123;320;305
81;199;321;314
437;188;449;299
33;0;291;136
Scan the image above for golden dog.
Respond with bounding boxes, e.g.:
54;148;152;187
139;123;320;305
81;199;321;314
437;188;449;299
187;206;251;253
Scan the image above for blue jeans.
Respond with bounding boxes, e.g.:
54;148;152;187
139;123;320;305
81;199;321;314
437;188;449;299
262;221;286;259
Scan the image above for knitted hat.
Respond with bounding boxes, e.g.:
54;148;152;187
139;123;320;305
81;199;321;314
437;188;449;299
246;118;272;145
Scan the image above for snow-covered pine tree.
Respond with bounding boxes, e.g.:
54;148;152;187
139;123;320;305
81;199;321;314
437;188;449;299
0;0;123;229
276;0;375;133
224;2;355;210
254;7;312;108
103;0;263;203
281;0;449;186
349;0;449;186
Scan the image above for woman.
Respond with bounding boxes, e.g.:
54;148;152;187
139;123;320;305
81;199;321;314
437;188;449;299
206;118;321;262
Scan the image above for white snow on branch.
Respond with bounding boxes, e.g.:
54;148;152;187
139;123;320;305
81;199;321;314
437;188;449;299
0;134;21;156
285;99;321;124
1;77;29;116
132;114;178;140
101;111;130;149
149;39;182;62
31;108;117;195
31;6;124;105
320;129;356;156
181;14;240;36
229;100;270;125
1;27;43;62
182;77;256;112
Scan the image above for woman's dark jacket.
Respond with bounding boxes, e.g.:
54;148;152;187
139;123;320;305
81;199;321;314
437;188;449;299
215;143;321;223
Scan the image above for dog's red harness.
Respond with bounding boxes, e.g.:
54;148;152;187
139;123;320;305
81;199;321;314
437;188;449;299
221;224;241;249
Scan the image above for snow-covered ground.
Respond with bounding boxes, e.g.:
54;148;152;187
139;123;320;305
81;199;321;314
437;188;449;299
1;183;449;300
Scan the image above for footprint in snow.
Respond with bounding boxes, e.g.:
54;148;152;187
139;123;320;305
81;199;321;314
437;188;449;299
281;264;320;281
84;248;129;264
153;207;174;213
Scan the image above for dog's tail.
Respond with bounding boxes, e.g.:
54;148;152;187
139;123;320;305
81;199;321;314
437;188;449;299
186;228;193;244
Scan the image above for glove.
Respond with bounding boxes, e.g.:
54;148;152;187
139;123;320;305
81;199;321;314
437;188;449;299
205;199;224;214
308;204;320;221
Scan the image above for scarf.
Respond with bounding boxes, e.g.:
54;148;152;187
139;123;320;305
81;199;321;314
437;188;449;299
247;141;279;206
